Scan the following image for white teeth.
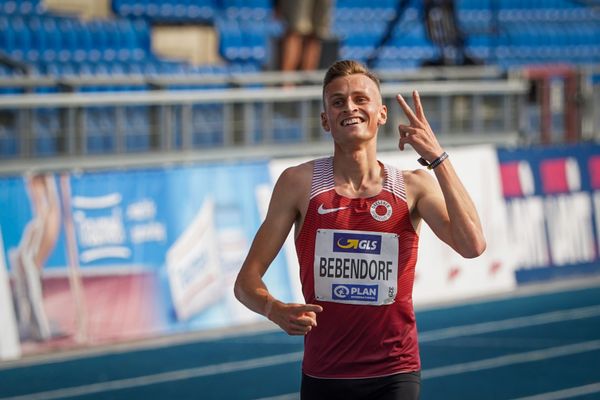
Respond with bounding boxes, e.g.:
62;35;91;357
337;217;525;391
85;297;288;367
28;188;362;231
342;118;362;126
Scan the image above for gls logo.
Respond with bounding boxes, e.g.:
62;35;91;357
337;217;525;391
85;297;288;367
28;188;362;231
333;232;381;254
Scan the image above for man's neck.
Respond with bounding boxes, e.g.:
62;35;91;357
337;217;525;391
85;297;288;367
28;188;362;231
332;145;383;197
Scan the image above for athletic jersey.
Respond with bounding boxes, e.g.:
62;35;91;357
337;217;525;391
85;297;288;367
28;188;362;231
295;157;420;379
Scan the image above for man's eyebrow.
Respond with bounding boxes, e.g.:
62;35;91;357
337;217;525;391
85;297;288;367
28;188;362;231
326;90;370;99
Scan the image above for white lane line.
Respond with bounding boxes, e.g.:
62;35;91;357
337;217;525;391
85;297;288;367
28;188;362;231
3;305;600;400
0;352;304;400
422;340;600;379
419;305;600;343
509;382;600;400
260;349;600;400
255;394;299;400
6;340;600;400
256;381;600;400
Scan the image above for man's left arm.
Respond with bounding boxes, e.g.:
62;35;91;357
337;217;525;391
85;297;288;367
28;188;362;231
407;163;486;258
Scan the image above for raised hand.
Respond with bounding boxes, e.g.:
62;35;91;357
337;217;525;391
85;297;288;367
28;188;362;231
396;90;444;163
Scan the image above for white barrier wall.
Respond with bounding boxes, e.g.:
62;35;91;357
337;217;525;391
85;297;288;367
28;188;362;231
0;227;21;361
382;146;518;305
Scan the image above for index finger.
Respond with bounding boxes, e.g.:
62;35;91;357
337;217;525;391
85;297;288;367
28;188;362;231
292;304;323;314
396;94;419;125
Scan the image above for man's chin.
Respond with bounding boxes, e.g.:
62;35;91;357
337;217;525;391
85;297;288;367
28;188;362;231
333;130;376;143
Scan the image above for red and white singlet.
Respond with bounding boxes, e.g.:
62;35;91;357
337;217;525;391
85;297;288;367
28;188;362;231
295;157;420;379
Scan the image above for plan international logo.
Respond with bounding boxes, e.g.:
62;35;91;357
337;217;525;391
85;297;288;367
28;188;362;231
333;232;382;254
332;284;378;302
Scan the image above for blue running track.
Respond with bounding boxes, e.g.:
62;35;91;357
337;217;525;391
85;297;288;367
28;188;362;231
1;279;599;400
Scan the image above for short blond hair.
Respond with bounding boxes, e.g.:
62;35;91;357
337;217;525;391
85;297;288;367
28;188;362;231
322;60;381;93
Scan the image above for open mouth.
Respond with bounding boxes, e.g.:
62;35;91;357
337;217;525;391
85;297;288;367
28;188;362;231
341;117;364;127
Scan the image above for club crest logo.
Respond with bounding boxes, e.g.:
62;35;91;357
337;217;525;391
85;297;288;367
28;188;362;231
370;200;392;221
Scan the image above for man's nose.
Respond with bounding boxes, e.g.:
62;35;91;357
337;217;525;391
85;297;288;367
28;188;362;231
342;99;358;112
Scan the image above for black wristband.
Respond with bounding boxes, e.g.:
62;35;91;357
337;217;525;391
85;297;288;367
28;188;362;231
417;152;449;170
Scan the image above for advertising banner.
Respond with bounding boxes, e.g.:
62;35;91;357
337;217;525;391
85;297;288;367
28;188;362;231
1;142;597;360
497;143;600;283
0;161;294;358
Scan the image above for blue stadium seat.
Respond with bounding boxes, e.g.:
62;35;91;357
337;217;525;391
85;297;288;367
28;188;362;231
0;16;16;57
217;19;243;62
125;106;150;151
113;0;216;22
191;104;223;147
41;17;60;62
33;109;60;156
86;107;116;153
9;17;31;61
0;0;44;15
0;113;18;157
273;112;302;143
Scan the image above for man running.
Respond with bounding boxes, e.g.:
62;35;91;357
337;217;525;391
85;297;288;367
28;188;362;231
234;59;486;400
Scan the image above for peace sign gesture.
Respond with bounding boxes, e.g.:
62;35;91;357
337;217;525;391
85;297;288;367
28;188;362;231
396;90;445;163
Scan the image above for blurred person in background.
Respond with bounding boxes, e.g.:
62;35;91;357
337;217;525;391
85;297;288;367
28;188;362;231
11;173;61;341
235;59;485;399
277;0;334;73
422;0;480;66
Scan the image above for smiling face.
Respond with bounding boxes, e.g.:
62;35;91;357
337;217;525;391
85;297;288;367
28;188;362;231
321;73;387;145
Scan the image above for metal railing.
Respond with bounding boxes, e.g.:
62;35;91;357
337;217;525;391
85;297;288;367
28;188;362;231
0;66;545;174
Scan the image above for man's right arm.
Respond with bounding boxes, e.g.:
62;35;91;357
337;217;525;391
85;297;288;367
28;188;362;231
234;164;322;335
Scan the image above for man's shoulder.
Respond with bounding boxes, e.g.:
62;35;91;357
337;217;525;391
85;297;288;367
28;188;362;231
276;160;315;192
271;160;316;208
402;168;438;203
281;159;315;179
402;168;429;180
401;168;433;189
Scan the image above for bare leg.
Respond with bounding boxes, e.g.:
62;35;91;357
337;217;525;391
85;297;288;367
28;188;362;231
30;175;61;269
300;35;322;71
280;31;304;72
12;174;60;341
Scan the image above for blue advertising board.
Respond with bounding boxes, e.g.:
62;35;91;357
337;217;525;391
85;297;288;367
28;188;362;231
497;143;600;282
0;159;294;355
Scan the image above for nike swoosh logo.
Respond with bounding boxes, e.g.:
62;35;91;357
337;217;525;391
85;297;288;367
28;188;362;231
317;204;349;215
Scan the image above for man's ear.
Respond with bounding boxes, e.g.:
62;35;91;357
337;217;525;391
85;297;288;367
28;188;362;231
321;112;330;132
378;105;388;126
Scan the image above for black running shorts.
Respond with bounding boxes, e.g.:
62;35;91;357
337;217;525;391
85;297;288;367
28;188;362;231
301;371;421;400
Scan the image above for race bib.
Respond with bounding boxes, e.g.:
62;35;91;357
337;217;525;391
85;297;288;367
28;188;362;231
314;229;399;306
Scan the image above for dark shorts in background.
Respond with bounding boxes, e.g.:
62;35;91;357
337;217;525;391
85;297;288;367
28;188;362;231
280;0;332;39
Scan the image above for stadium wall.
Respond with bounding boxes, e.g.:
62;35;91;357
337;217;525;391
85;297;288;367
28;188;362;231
0;142;598;361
